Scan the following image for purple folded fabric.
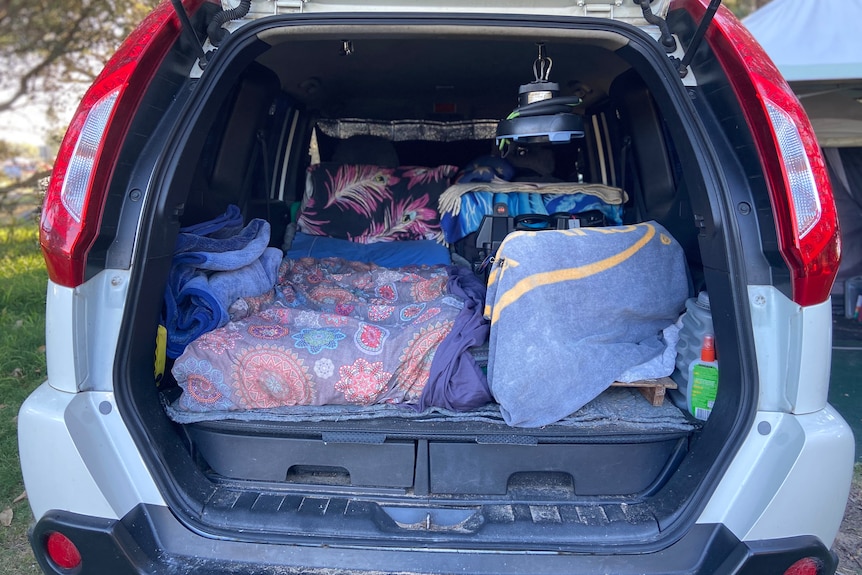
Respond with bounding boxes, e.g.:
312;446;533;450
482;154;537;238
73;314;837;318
417;265;492;411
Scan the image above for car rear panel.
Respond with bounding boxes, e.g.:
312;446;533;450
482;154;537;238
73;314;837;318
19;1;853;574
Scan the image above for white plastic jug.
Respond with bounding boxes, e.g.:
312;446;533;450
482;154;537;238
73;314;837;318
674;291;713;392
845;276;862;319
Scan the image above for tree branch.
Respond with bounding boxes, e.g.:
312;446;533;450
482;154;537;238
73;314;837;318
0;170;52;197
0;4;98;113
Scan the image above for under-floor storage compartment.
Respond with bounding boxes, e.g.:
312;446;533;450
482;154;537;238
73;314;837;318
428;438;685;496
188;430;417;487
187;410;692;499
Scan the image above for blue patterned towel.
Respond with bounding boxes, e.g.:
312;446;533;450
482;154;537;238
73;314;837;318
484;222;689;427
438;181;627;245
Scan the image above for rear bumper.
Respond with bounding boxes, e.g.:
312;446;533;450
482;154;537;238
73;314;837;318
30;504;838;575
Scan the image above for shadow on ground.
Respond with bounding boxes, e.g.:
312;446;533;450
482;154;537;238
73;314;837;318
830;298;862;462
829;296;862;575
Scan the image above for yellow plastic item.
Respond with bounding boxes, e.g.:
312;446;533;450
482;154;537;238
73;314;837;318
154;325;167;385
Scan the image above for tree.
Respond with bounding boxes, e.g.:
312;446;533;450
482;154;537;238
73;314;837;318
723;0;773;18
0;0;160;117
0;0;160;218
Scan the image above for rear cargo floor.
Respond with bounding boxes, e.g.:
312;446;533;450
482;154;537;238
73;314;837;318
165;386;696;431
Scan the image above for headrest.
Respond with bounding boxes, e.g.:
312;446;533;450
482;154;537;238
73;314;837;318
331;135;399;168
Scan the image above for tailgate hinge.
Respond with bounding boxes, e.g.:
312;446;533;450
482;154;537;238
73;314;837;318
276;0;308;11
635;0;677;53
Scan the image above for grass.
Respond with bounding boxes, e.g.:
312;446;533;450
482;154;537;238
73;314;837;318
0;223;47;575
835;463;862;575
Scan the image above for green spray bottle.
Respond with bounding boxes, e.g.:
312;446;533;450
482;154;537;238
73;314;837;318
687;333;718;421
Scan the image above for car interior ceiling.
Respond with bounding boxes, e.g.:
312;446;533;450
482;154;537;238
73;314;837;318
253;36;632;121
177;28;701;248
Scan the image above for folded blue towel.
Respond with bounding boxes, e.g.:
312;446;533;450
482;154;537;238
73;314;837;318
164;206;282;358
168;247;283;356
173;217;273;271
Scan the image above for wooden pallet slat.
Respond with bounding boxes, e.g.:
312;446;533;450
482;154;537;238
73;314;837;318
611;376;678;406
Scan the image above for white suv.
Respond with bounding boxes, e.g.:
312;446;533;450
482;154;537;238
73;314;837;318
19;0;855;573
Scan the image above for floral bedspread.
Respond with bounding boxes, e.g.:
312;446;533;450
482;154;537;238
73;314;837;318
171;257;465;413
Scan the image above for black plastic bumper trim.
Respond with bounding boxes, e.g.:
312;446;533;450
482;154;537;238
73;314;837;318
29;505;838;575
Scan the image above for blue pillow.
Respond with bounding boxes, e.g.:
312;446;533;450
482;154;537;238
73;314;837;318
287;232;451;267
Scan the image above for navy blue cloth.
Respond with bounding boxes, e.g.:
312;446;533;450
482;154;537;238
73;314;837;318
456;155;516;183
176;203;243;237
416;265;492;411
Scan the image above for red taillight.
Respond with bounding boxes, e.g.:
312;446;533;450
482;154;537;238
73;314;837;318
783;557;822;575
40;0;207;288
674;0;841;306
45;531;82;570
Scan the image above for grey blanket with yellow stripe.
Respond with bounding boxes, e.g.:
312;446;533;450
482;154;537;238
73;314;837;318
484;222;689;427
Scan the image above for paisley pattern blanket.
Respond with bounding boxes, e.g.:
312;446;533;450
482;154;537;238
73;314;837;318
172;257;488;414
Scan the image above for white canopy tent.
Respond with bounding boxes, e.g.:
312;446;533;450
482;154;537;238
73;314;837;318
744;0;862;147
745;0;862;297
744;0;862;83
